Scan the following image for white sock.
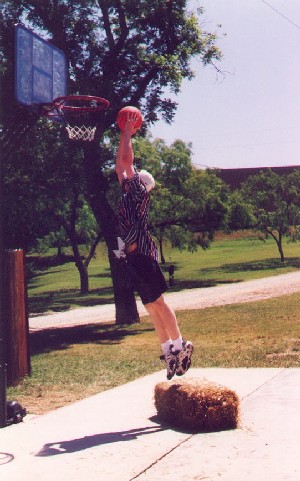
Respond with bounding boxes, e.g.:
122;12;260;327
161;339;173;354
172;336;183;351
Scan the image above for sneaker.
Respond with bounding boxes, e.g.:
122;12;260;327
176;340;193;376
160;345;178;380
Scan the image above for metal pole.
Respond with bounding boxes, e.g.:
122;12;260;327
0;140;7;427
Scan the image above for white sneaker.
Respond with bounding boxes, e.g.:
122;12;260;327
176;340;193;376
160;345;178;380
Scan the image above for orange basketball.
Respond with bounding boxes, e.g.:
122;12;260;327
117;106;143;132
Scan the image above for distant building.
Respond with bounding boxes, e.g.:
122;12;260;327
216;165;300;190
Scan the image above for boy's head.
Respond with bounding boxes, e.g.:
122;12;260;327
139;170;155;192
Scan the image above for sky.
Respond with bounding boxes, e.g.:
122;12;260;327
150;0;300;170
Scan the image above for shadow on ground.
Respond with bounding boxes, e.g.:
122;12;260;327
36;425;164;457
28;287;114;316
197;257;300;275
30;322;152;355
222;257;300;272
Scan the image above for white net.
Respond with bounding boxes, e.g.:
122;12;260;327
65;124;97;141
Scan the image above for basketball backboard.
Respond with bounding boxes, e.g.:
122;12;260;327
15;23;67;108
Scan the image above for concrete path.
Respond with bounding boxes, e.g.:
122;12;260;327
1;368;300;480
29;270;300;331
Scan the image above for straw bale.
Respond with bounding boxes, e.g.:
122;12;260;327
154;377;239;432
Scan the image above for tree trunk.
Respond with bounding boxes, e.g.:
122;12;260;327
63;191;91;295
109;250;139;324
65;224;90;295
277;232;285;262
159;237;165;264
83;231;101;267
268;229;285;263
78;262;89;295
56;245;64;261
83;141;140;324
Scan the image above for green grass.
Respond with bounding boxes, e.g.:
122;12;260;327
8;291;300;414
27;232;300;315
10;231;299;415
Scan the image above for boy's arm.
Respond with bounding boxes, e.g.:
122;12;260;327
116;133;127;184
115;113;139;184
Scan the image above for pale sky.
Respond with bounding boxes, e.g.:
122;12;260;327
150;0;300;169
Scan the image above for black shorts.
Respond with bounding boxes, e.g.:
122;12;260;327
126;253;168;305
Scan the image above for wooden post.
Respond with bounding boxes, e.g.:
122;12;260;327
4;250;30;386
0;155;6;426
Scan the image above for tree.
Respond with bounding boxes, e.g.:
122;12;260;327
182;168;229;243
3;118;102;293
53;191;102;295
228;191;253;230
1;0;222;323
240;169;300;262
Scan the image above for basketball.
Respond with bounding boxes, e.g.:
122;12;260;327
117;106;143;132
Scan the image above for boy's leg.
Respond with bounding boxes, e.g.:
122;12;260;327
144;302;171;344
145;295;180;341
145;297;179;380
145;295;193;378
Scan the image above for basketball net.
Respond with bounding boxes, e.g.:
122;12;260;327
65;124;97;142
42;95;110;142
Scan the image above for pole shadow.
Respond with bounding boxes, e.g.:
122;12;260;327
35;425;165;457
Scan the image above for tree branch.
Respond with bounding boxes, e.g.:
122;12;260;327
97;0;129;55
83;230;102;268
129;65;160;105
97;0;115;51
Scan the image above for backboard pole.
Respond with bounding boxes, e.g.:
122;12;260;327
0;141;7;428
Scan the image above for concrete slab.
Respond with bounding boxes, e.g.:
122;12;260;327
1;368;299;481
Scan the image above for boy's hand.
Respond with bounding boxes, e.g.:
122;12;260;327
124;112;140;136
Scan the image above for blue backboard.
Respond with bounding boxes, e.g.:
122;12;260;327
15;24;67;107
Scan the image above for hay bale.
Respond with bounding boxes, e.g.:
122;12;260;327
154;378;239;432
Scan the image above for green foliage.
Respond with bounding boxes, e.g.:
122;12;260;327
0;0;222;127
155;139;193;193
0;0;223;239
183;168;230;234
1;1;224;301
228;191;254;230
3;119;87;249
36;227;68;255
240;169;300;261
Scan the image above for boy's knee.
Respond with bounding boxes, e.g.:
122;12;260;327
145;295;164;310
152;295;164;306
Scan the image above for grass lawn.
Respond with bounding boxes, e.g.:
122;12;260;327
7;232;300;414
27;231;300;315
8;292;300;415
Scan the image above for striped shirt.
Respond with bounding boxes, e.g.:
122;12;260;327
117;173;158;261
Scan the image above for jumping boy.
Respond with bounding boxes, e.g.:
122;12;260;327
115;111;193;380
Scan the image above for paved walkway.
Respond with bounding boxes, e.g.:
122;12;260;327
29;270;300;330
1;368;300;480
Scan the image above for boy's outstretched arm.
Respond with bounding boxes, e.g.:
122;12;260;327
116;113;139;184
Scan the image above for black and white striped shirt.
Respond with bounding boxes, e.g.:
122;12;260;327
117;173;158;261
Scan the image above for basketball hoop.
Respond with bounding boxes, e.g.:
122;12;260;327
42;95;110;141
